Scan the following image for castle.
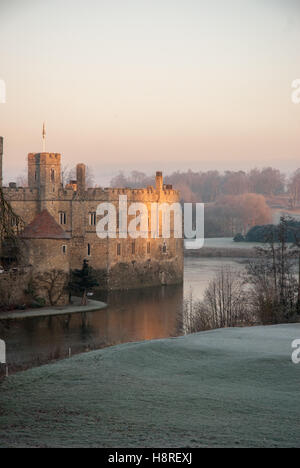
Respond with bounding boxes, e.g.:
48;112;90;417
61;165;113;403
0;136;184;296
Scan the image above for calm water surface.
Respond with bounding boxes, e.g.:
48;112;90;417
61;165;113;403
0;257;247;373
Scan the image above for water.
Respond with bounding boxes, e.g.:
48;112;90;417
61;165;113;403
184;257;247;301
0;257;247;373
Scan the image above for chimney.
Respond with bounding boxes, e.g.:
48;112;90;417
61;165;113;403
0;137;3;188
76;163;86;192
155;171;163;192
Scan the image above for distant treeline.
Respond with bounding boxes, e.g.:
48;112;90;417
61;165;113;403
111;167;285;202
111;168;300;238
237;219;300;243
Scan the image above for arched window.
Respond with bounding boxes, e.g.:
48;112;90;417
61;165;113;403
87;244;91;256
62;245;67;255
51;169;55;183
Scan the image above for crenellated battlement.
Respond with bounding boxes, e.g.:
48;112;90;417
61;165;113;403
3;186;39;201
4;184;179;203
28;152;61;163
0;137;183;291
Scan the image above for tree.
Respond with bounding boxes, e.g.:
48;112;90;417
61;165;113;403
233;233;245;242
246;216;300;324
222;171;249;196
110;167;286;203
69;259;99;305
33;270;69;306
204;267;250;328
288;169;300;209
205;193;271;237
0;187;24;264
248;167;285;196
183;267;252;333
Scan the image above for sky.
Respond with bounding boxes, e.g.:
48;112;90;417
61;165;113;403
0;0;299;185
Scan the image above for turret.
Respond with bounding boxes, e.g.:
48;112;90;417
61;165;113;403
76;163;86;192
156;171;163;192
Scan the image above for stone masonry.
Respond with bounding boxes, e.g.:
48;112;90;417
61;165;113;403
1;140;184;290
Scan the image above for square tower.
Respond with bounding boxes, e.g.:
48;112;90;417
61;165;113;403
28;153;62;204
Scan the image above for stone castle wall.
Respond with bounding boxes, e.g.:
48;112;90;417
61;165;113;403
2;152;184;291
0;267;33;307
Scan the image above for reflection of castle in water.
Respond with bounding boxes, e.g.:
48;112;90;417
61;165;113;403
0;285;184;373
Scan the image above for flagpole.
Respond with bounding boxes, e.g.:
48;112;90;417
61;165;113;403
42;122;46;152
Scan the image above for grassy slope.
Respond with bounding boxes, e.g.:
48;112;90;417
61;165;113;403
1;324;300;448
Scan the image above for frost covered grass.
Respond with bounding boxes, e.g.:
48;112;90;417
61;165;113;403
1;324;300;448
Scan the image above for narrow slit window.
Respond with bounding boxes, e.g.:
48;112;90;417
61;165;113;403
117;243;121;256
59;212;67;225
89;212;96;226
87;243;91;256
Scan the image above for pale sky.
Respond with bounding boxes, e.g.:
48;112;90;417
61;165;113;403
0;0;299;185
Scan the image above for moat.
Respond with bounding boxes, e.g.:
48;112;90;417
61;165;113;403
0;257;246;374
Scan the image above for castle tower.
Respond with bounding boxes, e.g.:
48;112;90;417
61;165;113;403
28;153;62;210
0;137;3;188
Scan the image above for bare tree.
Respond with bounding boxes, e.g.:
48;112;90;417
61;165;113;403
184;267;252;334
246;216;299;323
33;270;69;306
288;169;300;209
0;187;24;264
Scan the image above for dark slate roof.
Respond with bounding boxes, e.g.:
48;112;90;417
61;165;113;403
20;209;71;240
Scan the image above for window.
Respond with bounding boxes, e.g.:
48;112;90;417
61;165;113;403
87;243;91;256
162;242;167;253
89;212;96;226
132;242;135;255
51;168;55;183
62;245;67;255
147;242;151;254
117;243;121;256
59;212;67;225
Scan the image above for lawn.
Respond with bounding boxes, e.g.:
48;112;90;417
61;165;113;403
1;324;300;447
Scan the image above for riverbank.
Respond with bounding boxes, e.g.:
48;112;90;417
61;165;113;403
1;324;300;447
185;237;260;258
0;296;107;320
